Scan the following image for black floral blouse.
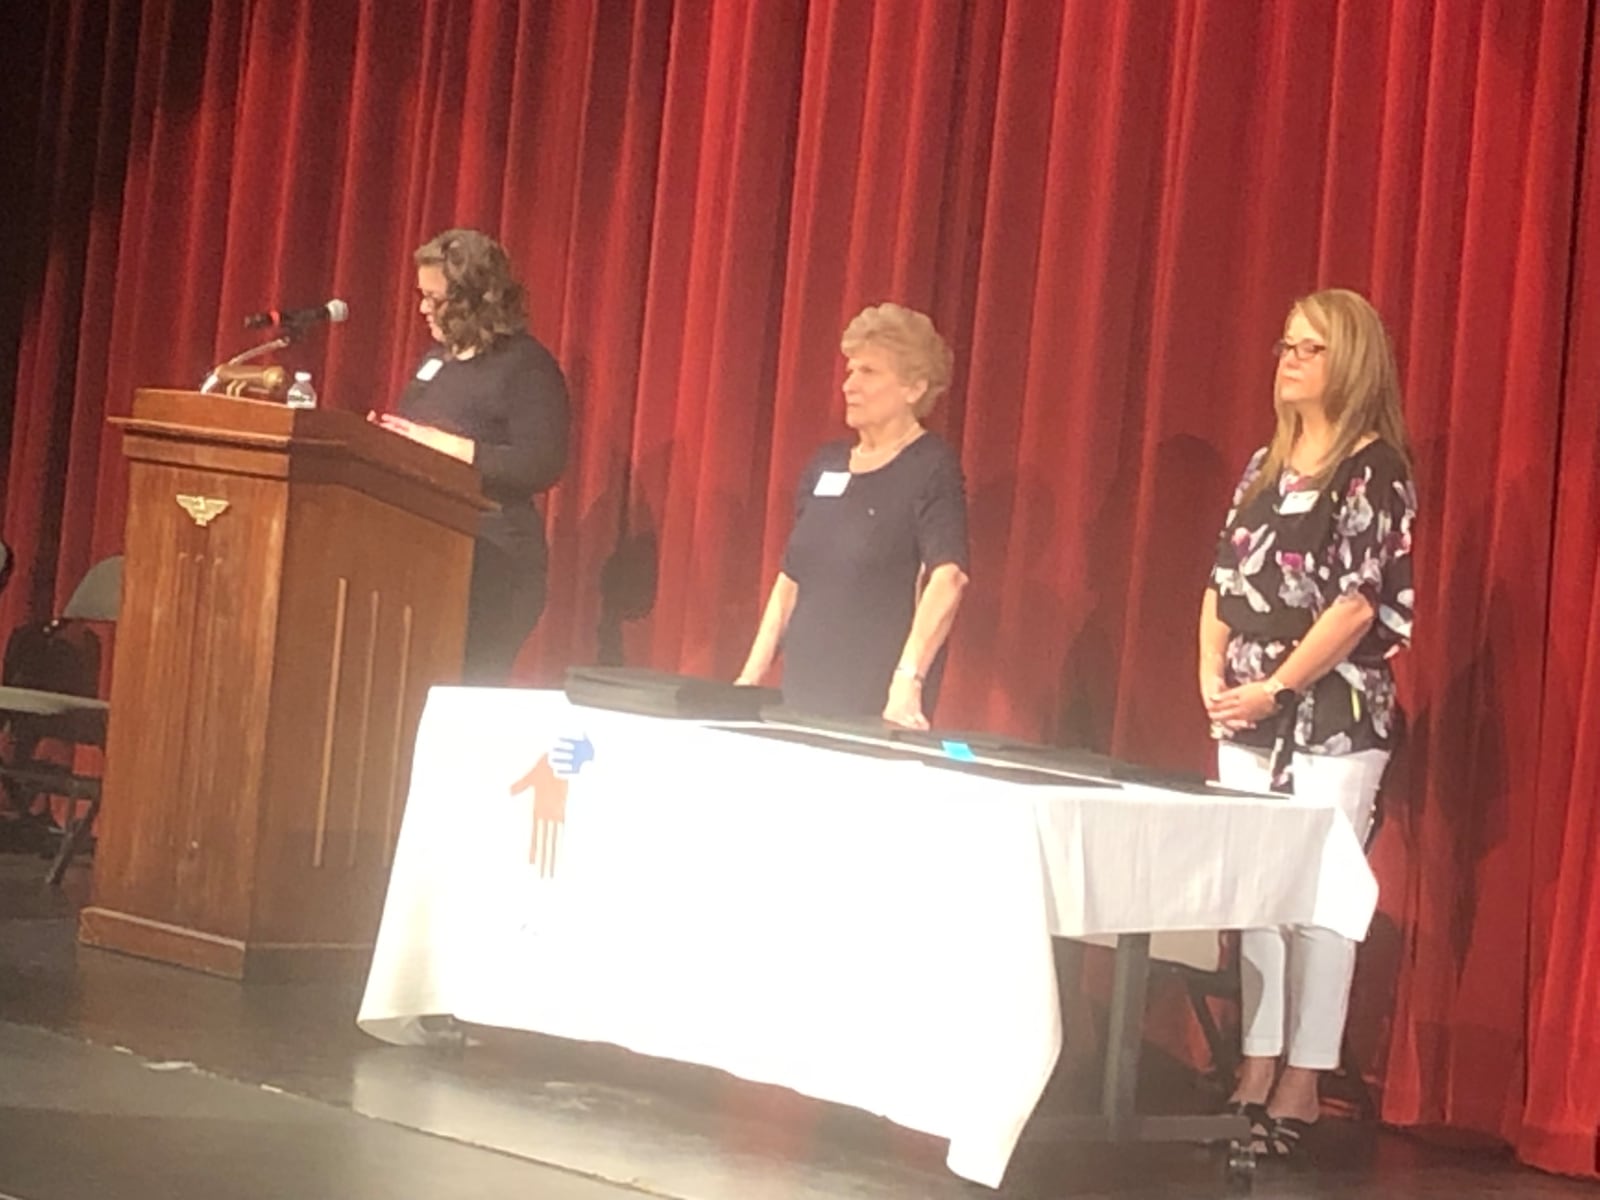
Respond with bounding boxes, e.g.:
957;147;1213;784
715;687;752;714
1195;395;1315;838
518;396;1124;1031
1209;439;1417;759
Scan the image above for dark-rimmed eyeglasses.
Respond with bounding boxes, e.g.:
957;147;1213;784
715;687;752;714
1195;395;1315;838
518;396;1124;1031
1272;338;1327;363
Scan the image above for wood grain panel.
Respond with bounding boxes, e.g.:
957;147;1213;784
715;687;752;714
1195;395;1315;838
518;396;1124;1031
87;461;285;942
81;390;480;978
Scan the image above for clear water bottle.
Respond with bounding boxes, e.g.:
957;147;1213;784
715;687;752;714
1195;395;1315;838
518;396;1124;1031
285;370;318;409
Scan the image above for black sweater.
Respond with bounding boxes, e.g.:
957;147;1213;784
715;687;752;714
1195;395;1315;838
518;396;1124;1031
396;330;570;557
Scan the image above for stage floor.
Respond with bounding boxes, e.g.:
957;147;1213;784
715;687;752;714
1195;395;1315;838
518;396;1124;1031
0;849;1588;1200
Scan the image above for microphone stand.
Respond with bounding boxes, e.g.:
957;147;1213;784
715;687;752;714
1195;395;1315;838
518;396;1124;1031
200;331;296;394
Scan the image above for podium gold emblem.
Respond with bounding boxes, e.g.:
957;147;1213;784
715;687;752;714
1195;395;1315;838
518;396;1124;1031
176;494;230;527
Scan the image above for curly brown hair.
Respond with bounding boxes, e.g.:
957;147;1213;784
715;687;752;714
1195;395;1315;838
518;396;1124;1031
414;229;528;355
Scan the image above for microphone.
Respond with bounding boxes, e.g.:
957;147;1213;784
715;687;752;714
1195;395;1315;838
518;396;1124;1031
244;299;350;330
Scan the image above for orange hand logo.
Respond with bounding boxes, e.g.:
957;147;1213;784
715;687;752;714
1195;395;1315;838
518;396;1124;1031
509;753;569;878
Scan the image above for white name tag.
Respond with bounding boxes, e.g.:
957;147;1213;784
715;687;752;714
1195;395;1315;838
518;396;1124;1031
415;358;443;382
1279;489;1320;515
813;470;851;497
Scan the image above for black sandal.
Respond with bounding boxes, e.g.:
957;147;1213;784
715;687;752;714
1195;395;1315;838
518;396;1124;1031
1257;1114;1317;1158
1224;1099;1270;1137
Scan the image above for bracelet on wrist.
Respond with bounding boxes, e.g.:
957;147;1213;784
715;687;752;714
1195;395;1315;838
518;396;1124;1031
893;664;923;684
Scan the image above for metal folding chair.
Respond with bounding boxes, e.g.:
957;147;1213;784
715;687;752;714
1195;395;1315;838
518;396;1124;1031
0;555;122;884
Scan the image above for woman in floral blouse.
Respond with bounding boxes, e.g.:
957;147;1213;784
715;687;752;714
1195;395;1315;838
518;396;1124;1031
1198;288;1417;1159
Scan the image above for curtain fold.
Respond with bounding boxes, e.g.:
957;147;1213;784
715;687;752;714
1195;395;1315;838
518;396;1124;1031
1521;6;1600;1173
2;0;1597;1177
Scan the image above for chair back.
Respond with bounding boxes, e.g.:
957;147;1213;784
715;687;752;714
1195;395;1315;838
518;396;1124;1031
2;621;102;699
0;555;118;699
61;555;122;623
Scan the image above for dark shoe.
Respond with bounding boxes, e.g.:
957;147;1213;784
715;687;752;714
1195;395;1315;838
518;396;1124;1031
1257;1114;1317;1158
415;1014;472;1050
1224;1100;1270;1137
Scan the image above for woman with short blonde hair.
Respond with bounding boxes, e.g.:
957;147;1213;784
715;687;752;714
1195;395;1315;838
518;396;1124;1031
840;303;954;419
736;303;969;728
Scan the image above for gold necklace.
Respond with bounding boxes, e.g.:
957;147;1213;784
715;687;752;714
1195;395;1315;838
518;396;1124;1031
850;424;923;463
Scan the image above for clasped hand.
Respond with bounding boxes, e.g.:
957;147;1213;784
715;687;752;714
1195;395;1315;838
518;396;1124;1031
1202;675;1277;730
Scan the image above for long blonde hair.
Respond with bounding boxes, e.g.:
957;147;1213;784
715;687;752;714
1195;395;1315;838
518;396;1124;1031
1240;288;1411;508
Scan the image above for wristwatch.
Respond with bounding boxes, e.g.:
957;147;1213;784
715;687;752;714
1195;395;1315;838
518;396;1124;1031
1261;675;1298;712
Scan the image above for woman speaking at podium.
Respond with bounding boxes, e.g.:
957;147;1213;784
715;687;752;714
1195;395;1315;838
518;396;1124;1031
1199;288;1417;1158
735;303;970;729
375;229;570;684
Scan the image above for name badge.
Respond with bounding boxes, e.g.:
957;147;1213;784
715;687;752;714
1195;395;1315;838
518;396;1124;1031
813;470;851;497
415;357;443;382
1279;488;1319;515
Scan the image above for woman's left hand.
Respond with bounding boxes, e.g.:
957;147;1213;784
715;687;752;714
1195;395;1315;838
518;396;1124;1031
375;413;475;463
882;675;929;730
1205;680;1278;730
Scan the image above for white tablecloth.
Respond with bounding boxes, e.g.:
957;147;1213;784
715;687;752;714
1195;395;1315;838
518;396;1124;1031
357;689;1376;1187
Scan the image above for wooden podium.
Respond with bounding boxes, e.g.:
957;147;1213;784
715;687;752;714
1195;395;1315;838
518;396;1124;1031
79;389;489;980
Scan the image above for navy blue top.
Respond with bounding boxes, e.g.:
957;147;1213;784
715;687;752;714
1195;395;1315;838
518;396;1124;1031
780;433;969;718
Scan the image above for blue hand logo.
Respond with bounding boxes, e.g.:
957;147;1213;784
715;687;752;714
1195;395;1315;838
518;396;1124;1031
550;734;595;778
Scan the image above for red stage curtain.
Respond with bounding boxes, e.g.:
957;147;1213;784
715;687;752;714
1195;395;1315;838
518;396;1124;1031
1520;21;1600;1173
2;0;1598;1178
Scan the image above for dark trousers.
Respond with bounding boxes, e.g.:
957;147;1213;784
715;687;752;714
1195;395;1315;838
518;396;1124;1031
462;539;548;685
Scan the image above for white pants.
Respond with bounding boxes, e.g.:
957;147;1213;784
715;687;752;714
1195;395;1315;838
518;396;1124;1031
1216;741;1388;1070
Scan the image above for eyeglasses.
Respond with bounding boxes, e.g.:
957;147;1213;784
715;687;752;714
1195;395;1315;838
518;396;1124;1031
1272;338;1327;363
